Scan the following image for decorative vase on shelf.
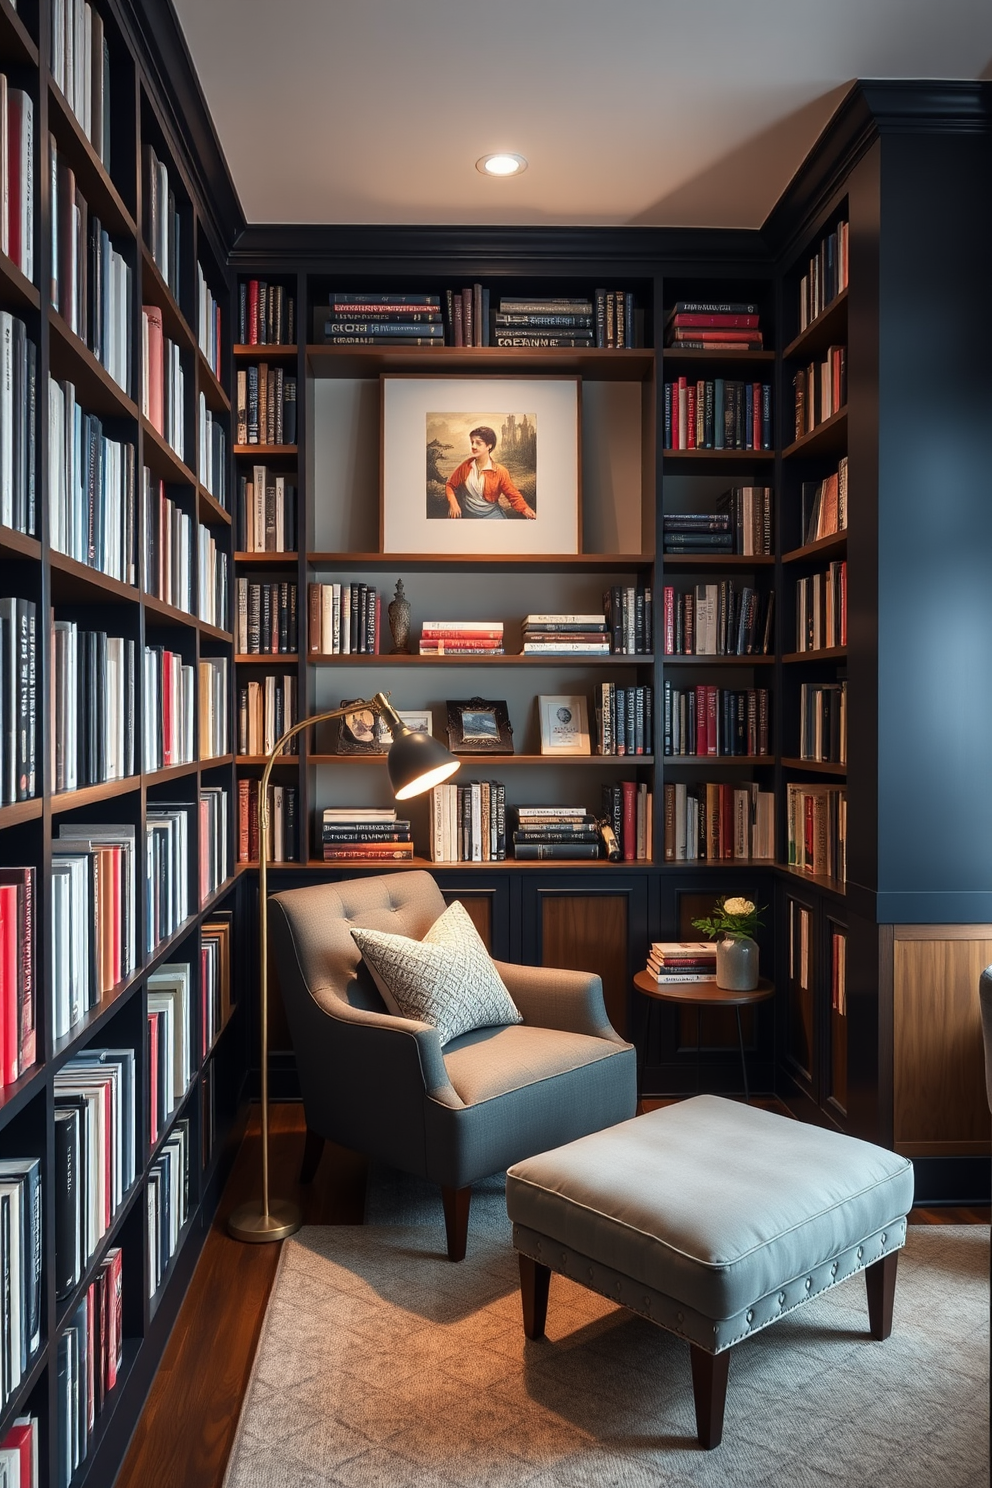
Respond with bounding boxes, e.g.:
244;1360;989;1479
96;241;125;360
716;936;759;991
387;579;411;654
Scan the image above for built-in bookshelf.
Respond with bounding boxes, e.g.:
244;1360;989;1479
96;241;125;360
0;3;244;1485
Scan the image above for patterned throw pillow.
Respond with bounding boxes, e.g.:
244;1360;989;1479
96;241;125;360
350;899;523;1046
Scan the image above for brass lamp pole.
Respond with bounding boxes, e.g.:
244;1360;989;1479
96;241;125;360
228;691;460;1243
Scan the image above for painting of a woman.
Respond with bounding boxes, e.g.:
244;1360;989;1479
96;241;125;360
444;426;536;520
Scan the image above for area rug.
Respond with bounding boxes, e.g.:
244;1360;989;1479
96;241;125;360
223;1171;989;1488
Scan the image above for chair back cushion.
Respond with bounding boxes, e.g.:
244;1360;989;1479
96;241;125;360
270;871;448;1014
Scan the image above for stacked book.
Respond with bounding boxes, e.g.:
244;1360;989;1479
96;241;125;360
663;512;734;555
321;808;413;862
521;614;609;656
664;300;764;352
511;806;600;861
493;296;593;349
237;780;298;863
419;620;503;656
430;780;506;862
646;942;717;982
317;294;444;347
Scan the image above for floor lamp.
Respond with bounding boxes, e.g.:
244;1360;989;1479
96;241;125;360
228;691;461;1243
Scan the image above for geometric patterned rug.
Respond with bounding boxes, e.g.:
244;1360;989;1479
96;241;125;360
223;1171;990;1488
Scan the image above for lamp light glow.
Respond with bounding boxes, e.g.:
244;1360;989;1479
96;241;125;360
477;153;527;177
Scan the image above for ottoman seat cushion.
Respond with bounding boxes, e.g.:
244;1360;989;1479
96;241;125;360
506;1096;914;1328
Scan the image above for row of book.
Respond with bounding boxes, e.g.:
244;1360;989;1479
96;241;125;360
48;380;137;583
428;784;504;862
308;583;382;654
665;299;764;352
662;781;775;861
50;139;132;395
142;474;193;612
237;779;298;863
418;619;502;656
0;597;37;804
201;915;233;1054
145;805;191;954
795;562;846;652
522;614;607;656
238;280;295;346
798;220;849;333
51;622;135;790
51;826;137;1036
55;1047;136;1291
50;0;111;163
237;674;298;757
198;399;228;509
511;805;603;860
793;345;846;441
0;1152;40;1413
663;684;771;757
0;312;36;535
594;683;653;757
663;491;772;557
663;582;774;656
144;143;180;302
237;580;298;654
603;586;654;654
235;363;298;446
600;782;652;861
196;263;223;383
0;867;36;1088
57;1247;123;1488
198;785;230;903
799;680;847;764
197;525;229;631
493;292;636;349
321;807;413;862
141;646;194;770
786;782;847;881
142;305;186;460
198;655;230;761
0;80;34;282
237;466;297;553
662;511;741;556
664;379;772;450
312;290;641;349
645;940;717;982
147;964;193;1144
799;459;848;546
147;1119;190;1299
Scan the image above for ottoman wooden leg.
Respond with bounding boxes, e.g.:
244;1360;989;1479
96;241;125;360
865;1251;898;1340
519;1253;551;1340
689;1343;730;1449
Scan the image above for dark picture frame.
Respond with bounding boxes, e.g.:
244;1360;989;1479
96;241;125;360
333;699;389;754
445;697;514;754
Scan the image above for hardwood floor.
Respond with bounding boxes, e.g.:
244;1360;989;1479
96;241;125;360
112;1101;990;1488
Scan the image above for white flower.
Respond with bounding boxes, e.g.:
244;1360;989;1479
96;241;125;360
723;897;754;916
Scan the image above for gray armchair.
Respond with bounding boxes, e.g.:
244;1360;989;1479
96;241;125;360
268;871;637;1259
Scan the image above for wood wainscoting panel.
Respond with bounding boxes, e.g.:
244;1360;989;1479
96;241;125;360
444;891;492;950
892;928;992;1156
540;894;629;1036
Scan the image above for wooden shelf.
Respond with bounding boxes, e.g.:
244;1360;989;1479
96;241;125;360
197;487;232;527
49;550;140;605
306;552;653;572
199;620;234;643
662;653;774;665
307;344;655;381
0;249;40;312
308;753;655;766
782;647;846;663
235;654;299;664
776;862;847;897
307;652;651;666
142;592;198;630
141;418;198;486
0;524;41;562
48;310;140;421
663;448;774;466
300;856;654;871
0;797;42;830
661;349;775;366
234;343;298;359
234;551;299;566
781;757;847;775
783;407;848;460
47;82;136;238
783;289;848;361
51;776;142;813
140;245;196;354
196;348;230;412
661;755;775;765
782;531;847;564
662;553;774;568
233;444;297;458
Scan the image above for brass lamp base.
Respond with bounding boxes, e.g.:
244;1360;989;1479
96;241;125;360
227;1199;302;1243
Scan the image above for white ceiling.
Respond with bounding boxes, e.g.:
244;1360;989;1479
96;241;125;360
172;0;992;229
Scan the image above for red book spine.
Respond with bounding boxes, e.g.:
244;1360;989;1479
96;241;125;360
752;383;761;450
86;1282;97;1433
0;886;15;1086
248;279;259;344
804;794;814;867
238;778;250;862
143;305;165;434
108;1248;123;1386
621;780;637;861
840;561;847;646
670;313;760;329
706;686;719;756
694;686;706;757
677;376;687;449
663;587;674;654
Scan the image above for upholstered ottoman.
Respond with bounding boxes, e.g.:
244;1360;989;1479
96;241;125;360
506;1096;914;1448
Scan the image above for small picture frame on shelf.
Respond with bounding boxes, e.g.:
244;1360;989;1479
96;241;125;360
378;710;434;746
333;699;388;755
538;695;591;755
382;375;580;556
445;698;514;754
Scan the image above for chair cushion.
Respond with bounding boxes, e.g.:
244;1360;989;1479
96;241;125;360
351;898;522;1046
442;1022;627;1105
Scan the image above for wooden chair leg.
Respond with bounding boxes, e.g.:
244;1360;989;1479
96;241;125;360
689;1343;730;1449
518;1253;551;1340
440;1184;471;1261
865;1251;898;1340
299;1127;325;1185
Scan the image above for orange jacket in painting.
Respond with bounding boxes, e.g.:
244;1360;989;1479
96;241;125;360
445;458;532;514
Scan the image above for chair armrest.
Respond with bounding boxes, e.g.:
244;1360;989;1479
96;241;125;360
493;960;628;1043
314;995;464;1110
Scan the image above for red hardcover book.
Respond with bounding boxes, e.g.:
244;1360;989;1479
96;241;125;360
663;587;674;654
95;1267;108;1412
421;626;504;639
670;327;763;343
0;1422;33;1482
86;1281;96;1434
706;686;719;756
105;1246;123;1386
752;383;761;450
148;1011;160;1143
248;279;259;344
840;561;848;647
621;780;637;862
0;886;13;1086
692;687;705;757
237;778;250;862
0;867;35;1075
677;375;687;448
669;313;760;329
142;304;165;434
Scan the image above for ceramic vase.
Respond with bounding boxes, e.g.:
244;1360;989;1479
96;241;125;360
387;579;411;654
716;935;759;991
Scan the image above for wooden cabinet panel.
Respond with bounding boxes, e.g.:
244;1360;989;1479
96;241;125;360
893;929;992;1155
539;893;629;1036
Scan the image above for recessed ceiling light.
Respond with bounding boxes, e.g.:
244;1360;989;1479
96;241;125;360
477;153;527;177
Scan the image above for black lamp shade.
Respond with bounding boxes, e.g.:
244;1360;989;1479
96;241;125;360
387;728;461;799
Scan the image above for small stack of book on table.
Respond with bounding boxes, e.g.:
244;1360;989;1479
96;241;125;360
645;942;718;983
321;808;414;862
511;807;600;861
521;614;609;656
316;294;444;347
664;300;763;352
419;620;504;656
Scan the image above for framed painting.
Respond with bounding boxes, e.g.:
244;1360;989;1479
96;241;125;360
381;375;580;555
445;698;514;754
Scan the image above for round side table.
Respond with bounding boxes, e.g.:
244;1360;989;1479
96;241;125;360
633;970;775;1106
